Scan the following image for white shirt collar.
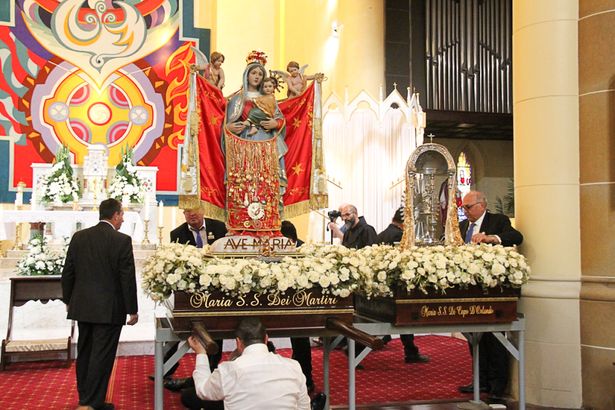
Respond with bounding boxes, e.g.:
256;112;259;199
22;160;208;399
100;220;116;230
241;343;269;356
472;211;487;230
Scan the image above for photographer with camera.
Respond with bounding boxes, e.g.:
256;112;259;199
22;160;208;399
326;207;344;243
328;204;377;250
328;204;377;367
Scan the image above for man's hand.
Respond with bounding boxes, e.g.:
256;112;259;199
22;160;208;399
127;313;139;326
188;336;206;355
471;232;500;245
328;222;344;240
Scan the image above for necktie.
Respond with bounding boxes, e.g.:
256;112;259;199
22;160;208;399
195;228;204;248
465;222;476;244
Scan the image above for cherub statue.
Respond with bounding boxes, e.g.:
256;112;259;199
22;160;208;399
188;48;225;90
206;51;225;89
272;61;323;98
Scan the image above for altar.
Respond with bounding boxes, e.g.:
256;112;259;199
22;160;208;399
0;209;149;244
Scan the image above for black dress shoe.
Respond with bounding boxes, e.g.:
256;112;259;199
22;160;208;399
458;383;490;393
404;354;430;363
310;392;327;410
381;335;392;344
487;394;507;405
164;377;194;392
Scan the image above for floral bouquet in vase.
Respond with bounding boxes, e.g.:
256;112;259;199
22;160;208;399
16;234;66;276
108;146;145;205
39;145;80;206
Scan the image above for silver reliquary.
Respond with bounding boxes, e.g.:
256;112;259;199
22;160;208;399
400;142;463;248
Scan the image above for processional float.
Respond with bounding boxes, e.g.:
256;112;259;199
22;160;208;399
150;51;525;410
171;50;383;351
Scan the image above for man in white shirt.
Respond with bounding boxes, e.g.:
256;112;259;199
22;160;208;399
187;318;310;410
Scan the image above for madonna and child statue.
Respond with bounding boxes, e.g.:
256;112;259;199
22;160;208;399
179;50;327;252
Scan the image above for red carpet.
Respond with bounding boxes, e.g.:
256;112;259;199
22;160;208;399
0;335;472;409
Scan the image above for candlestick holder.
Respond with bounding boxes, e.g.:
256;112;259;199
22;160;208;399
157;226;164;246
142;219;151;245
12;222;22;250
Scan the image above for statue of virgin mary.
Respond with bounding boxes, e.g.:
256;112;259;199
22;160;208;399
179;50;327;237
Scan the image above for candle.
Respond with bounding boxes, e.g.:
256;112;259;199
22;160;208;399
158;200;164;226
15;182;24;207
144;193;151;221
171;207;177;229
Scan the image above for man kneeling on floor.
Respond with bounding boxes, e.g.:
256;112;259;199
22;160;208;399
184;318;313;410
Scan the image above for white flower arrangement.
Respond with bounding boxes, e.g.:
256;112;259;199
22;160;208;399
39;145;80;205
108;146;145;204
141;243;361;301
16;234;66;276
359;243;531;298
141;242;530;301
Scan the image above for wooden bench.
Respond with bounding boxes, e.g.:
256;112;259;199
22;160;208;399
1;276;74;370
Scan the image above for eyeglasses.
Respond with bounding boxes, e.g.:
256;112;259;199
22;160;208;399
341;213;353;217
462;202;480;211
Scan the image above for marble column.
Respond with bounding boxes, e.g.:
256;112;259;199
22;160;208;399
513;0;582;407
578;1;615;408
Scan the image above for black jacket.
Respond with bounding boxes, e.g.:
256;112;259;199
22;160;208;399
375;223;403;245
459;211;523;247
170;219;227;246
342;216;377;249
62;222;138;325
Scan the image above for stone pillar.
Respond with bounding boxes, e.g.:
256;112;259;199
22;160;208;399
513;0;582;407
578;2;615;408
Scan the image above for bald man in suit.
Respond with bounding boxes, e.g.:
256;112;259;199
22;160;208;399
458;191;523;402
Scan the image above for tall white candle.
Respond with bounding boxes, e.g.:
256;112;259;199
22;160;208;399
171;207;177;229
15;182;24;207
143;193;151;220
158;200;164;226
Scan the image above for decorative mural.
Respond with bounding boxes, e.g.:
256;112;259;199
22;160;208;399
0;0;209;202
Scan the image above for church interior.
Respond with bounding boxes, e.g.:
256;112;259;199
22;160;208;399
0;0;613;409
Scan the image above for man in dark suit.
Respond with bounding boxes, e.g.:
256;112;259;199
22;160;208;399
170;207;227;248
62;198;139;410
161;206;227;393
458;191;523;402
376;208;429;364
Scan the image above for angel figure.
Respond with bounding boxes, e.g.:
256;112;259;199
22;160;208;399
206;51;225;89
188;48;225;90
273;61;323;98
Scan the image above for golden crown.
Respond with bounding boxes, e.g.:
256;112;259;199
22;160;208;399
246;50;267;66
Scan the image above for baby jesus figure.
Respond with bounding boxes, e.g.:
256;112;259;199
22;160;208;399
243;77;278;136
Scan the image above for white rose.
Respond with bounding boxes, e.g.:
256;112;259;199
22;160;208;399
318;275;331;288
339;289;351;298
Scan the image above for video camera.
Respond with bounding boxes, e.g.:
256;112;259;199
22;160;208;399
327;210;341;222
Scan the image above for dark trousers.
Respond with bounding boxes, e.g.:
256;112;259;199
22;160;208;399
181;389;224;410
471;332;509;396
290;337;313;388
76;322;122;408
400;334;419;357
